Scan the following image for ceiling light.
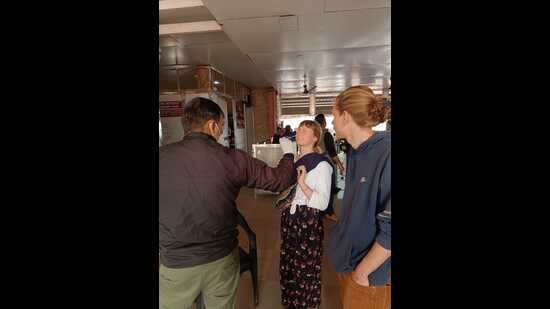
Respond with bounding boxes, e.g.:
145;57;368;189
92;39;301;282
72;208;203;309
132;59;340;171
159;21;221;35
159;0;203;11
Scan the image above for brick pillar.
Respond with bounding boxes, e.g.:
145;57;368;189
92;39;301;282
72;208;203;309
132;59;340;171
251;87;277;143
266;88;277;137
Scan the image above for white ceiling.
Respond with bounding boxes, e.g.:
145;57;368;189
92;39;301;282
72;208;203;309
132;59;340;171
324;0;389;12
202;0;389;20
202;0;322;21
219;9;390;53
160;31;229;47
202;0;391;95
159;1;271;90
159;0;391;95
249;45;391;70
160;32;270;88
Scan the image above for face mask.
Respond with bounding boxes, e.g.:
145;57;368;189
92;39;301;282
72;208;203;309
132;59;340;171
214;122;226;144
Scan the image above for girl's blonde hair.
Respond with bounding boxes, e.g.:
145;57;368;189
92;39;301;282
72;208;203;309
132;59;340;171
335;85;391;127
298;120;323;154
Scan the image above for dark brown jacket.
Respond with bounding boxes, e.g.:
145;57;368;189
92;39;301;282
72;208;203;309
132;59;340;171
159;132;295;268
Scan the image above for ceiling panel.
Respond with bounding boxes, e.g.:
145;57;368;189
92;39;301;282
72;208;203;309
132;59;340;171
161;31;231;47
160;36;179;47
156;1;275;89
221;8;390;53
175;42;244;66
249;45;390;71
280;79;384;93
279;80;383;89
159;69;179;92
180;43;269;87
159;0;391;95
159;68;198;92
272;65;388;95
324;0;390;12
202;0;322;20
158;41;269;88
177;68;198;89
277;75;384;86
299;9;390;48
265;65;390;82
160;46;177;65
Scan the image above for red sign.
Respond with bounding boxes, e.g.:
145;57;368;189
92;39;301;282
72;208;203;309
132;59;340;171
160;101;183;117
235;101;245;128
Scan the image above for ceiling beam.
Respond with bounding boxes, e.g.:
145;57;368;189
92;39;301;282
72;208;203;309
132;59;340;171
159;0;203;11
159;20;221;35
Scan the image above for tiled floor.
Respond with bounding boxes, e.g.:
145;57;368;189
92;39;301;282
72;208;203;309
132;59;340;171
235;188;343;309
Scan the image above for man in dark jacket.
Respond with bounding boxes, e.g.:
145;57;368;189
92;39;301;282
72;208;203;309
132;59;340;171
159;97;296;309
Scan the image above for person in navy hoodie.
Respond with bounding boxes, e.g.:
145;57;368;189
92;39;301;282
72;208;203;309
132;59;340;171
328;85;391;309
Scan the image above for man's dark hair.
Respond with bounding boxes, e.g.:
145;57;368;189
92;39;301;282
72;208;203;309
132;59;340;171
181;97;224;133
314;114;326;126
284;125;292;134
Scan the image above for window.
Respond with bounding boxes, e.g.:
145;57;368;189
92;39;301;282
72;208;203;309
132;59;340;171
159;111;162;147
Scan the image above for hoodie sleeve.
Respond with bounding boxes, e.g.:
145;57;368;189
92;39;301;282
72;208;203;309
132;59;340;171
376;152;391;250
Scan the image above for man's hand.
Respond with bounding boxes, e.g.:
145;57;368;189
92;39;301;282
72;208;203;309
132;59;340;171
331;156;346;176
280;137;295;155
296;165;314;200
336;161;345;176
296;165;306;185
351;270;370;287
279;202;292;210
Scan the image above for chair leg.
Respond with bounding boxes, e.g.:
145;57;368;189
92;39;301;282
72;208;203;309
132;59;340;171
251;262;259;306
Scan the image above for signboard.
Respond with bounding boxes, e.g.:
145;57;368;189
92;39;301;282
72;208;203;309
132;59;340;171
235;100;245;129
160;99;184;146
160;101;184;118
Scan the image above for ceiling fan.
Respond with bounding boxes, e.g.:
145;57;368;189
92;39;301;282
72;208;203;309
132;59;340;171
302;74;317;94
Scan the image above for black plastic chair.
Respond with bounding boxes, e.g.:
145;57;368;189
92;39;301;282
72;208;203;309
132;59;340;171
237;210;259;306
194;211;259;308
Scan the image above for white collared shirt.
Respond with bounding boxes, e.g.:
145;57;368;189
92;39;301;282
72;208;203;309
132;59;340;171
290;161;333;214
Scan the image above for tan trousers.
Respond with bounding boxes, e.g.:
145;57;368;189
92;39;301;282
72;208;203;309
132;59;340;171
159;248;240;309
338;273;391;309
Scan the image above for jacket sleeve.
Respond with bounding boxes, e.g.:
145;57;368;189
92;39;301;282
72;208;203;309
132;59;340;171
375;152;391;250
231;150;296;192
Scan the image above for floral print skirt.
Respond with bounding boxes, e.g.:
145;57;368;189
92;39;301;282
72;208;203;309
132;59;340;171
280;205;324;308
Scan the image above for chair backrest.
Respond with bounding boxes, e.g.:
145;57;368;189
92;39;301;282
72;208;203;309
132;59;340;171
237;211;253;234
236;210;256;256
